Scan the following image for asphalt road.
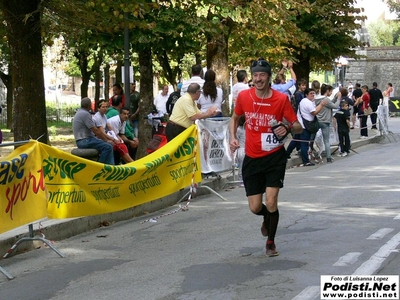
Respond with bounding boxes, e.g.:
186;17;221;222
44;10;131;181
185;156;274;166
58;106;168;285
0;121;399;300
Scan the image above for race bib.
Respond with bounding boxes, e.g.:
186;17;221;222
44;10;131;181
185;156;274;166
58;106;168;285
261;133;283;151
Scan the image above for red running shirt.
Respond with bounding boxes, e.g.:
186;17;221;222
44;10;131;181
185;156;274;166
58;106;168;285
235;88;298;158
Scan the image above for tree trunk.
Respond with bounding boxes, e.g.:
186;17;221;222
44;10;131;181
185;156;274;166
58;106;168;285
137;48;154;159
104;63;110;100
293;54;311;87
6;78;13;130
76;49;95;99
0;70;13;130
206;18;232;117
1;0;49;143
115;61;122;85
94;65;101;110
93;52;103;109
156;50;180;87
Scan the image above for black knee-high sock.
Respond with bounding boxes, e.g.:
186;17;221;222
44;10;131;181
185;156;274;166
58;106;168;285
267;209;279;242
255;204;268;217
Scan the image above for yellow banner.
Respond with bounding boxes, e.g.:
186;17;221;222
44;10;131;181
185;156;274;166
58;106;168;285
0;142;47;234
0;126;201;233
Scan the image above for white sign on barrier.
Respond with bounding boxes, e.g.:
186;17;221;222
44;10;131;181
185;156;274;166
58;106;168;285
196;117;233;174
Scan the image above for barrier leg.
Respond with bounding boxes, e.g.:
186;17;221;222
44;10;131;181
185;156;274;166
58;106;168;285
221;164;243;189
3;224;65;259
177;185;228;204
0;265;14;280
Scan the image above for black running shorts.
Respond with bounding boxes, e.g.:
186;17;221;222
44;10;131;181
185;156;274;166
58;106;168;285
242;147;287;196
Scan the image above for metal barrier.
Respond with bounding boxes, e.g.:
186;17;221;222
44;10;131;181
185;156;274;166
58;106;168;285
0;140;65;280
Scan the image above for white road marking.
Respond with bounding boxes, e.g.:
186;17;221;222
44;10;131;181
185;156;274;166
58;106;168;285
292;285;319;300
367;228;394;239
394;214;400;220
293;231;400;299
333;252;362;266
353;231;400;275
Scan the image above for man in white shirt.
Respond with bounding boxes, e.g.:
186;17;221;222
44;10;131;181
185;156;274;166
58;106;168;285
180;64;205;96
153;85;170;114
107;108;138;162
232;70;249;109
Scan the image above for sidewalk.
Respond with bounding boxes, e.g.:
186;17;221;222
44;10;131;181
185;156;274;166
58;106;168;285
1;122;399;258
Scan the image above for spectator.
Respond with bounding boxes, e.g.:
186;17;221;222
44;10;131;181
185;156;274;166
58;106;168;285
147;107;165;136
73;97;114;165
232;70;249;109
153;84;170;115
311;80;323;97
287;88;326;166
293;78;307;112
354;85;370;139
315;84;338;163
165;83;219;142
197;69;223;117
107;107;139;161
271;59;296;101
383;83;394;98
129;81;140;138
107;95;138;159
180;64;205;96
340;88;354;126
109;83;126;107
289;78;308;155
93;99;133;164
309;80;326;151
340;87;354;106
334;100;351;157
166;83;182;115
352;83;362;129
347;85;354;99
368;82;383;130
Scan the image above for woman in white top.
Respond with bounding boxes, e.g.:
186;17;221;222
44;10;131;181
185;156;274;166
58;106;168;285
286;88;326;166
198;69;223;117
383;83;394;97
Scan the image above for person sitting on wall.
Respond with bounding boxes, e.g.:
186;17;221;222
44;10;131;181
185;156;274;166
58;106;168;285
73;97;114;164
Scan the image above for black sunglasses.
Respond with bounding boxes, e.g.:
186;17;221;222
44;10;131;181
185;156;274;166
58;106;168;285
251;59;271;68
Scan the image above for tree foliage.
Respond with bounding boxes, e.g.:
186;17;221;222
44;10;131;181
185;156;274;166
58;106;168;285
368;19;400;46
0;0;370;148
287;0;366;83
387;0;400;18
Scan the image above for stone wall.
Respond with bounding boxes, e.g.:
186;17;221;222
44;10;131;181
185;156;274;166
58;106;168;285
345;47;400;94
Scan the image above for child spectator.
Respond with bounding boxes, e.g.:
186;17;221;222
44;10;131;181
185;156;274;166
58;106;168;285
334;100;351;157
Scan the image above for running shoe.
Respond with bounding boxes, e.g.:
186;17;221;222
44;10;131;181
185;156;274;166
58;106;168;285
261;221;268;237
266;243;279;257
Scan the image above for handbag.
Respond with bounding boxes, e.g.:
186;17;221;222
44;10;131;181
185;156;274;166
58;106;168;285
299;109;320;134
363;105;373;115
